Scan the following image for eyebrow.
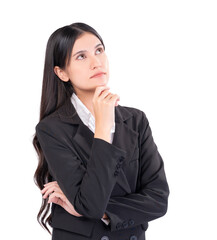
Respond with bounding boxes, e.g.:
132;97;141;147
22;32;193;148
72;43;103;57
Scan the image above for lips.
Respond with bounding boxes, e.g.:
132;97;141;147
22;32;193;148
90;72;106;78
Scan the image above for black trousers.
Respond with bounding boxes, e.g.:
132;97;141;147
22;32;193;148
51;219;146;240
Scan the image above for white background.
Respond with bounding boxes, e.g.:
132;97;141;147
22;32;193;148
0;0;216;239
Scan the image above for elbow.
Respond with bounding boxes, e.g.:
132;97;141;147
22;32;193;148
87;202;106;219
91;209;105;219
78;207;105;219
160;187;170;217
161;199;169;217
153;185;170;218
155;196;169;219
73;195;106;219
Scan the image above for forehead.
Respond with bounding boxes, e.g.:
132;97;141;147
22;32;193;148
72;32;101;52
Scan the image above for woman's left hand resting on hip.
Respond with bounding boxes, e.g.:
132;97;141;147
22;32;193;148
41;181;108;219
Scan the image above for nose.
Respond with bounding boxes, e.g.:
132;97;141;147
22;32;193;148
90;55;102;69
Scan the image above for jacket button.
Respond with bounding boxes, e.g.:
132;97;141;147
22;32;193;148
116;163;121;168
128;219;134;225
122;220;128;228
116;222;122;230
114;171;119;176
119;156;124;162
101;236;109;240
129;235;137;240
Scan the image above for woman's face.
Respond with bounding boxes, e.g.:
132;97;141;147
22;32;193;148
61;32;109;94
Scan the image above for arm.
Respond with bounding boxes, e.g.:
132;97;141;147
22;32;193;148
104;111;170;231
36;121;127;220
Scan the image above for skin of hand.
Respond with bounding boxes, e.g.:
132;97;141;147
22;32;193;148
92;85;120;133
41;181;108;219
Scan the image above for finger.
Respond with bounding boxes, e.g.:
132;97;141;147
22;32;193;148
115;98;120;106
93;86;110;100
54;197;63;206
41;184;58;194
41;182;62;194
43;181;57;186
42;182;58;191
104;93;114;101
109;94;120;102
106;94;120;105
42;189;63;199
42;186;63;198
48;196;64;206
48;192;66;203
99;90;113;100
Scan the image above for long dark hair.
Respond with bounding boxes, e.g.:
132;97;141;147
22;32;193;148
32;22;105;234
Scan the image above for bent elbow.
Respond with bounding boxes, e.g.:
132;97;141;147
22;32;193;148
161;200;169;217
160;189;170;217
155;187;170;218
73;196;105;220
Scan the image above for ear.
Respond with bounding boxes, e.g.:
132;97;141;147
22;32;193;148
54;66;69;82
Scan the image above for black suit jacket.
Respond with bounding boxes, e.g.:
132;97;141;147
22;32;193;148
36;97;169;238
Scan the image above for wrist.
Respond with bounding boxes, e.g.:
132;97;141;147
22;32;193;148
102;213;108;219
94;129;111;143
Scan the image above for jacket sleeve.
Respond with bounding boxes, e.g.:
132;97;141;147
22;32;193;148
104;111;170;232
36;121;127;220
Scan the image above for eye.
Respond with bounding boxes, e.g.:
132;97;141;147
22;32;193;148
76;54;86;60
96;47;104;54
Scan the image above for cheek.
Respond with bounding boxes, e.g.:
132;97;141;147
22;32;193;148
105;58;109;77
70;65;88;82
102;55;109;69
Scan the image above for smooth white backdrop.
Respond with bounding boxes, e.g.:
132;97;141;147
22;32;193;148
0;0;216;239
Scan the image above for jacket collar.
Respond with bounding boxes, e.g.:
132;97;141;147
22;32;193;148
56;97;139;194
57;96;133;124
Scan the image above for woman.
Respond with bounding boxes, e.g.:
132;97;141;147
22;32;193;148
33;22;170;240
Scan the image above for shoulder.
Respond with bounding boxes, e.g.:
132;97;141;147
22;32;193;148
117;104;149;130
35;110;62;133
118;104;148;122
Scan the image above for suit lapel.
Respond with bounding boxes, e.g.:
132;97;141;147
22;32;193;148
57;97;139;194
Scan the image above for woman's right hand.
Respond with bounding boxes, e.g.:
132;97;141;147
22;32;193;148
92;86;120;141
